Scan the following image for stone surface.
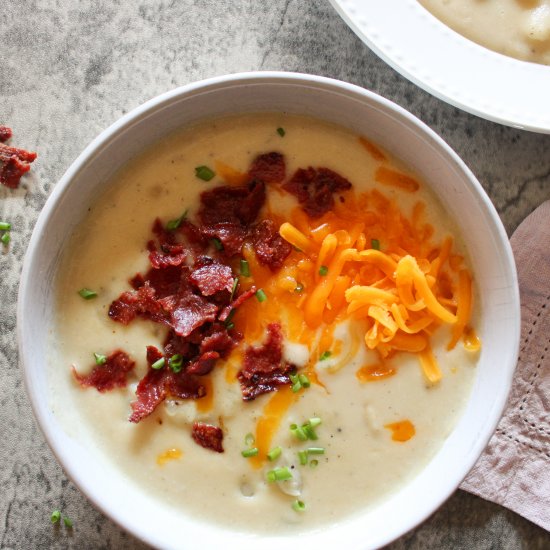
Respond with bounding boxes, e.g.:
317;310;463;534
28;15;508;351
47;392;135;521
1;0;549;548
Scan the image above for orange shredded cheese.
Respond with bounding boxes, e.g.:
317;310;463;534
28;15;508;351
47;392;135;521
384;420;416;442
375;166;420;192
156;448;183;466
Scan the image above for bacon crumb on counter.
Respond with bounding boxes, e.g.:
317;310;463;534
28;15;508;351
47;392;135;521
192;422;224;452
72;350;135;392
0;126;37;188
238;323;295;401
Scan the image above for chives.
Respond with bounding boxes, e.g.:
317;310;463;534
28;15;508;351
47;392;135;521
310;459;319;468
290;424;308;441
309;417;322;428
63;516;73;528
211;238;223;251
319;265;328;276
240;259;250;277
292;500;306;512
371;238;380;250
266;467;292;482
195;165;215;181
307;447;325;455
244;433;255;446
1;232;10;245
289;373;302;393
241;447;259;458
226;322;235;330
230;278;239;301
267;446;282;461
302;424;318;440
255;289;267;302
298;374;310;388
0;222;10;231
169;354;183;373
276;127;286;137
319;350;331;361
78;288;97;300
50;510;61;524
294;283;304;294
151;357;165;370
93;353;107;365
298;450;308;465
166;209;188;231
224;308;236;325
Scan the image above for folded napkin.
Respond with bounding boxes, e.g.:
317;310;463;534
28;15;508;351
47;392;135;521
460;201;550;531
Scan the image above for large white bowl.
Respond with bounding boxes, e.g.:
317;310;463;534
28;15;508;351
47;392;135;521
18;72;520;549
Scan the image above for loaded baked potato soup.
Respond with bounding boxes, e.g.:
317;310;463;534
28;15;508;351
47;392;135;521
419;0;550;65
50;114;480;533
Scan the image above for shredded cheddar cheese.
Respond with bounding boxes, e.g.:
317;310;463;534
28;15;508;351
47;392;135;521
156;448;183;466
384;420;416;442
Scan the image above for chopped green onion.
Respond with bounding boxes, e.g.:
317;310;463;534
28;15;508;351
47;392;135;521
319;265;328;276
78;288;97;300
151;357;165;370
255;289;267;303
226;322;235;330
267;446;282;461
290;424;308;441
195;165;215;181
276;127;286;137
211;238;223;251
302;424;318;440
240;259;250;277
169;354;183;373
298;374;310;388
63;516;73;528
245;433;255;446
93;353;107;365
308;417;322;428
371;238;380;250
292;500;306;512
307;447;325;455
289;373;302;393
241;447;259;458
1;232;10;245
166;209;189;231
224;308;236;326
298;450;308;465
50;510;61;524
294;283;304;294
309;459;319;468
319;351;332;361
230;277;239;301
0;222;11;231
266;467;293;482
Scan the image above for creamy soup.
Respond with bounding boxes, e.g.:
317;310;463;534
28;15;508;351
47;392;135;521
419;0;550;65
50;114;479;534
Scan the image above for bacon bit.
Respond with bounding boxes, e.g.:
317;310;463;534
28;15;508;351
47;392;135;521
200;328;237;356
169;290;218;337
384;420;416;442
72;350;135;392
149;244;187;269
218;287;257;322
252;219;292;270
356;363;396;382
200;223;248;257
157;448;183;466
0;129;37;188
192;422;224;452
237;323;295;401
282;167;352;218
108;282;167;325
187;350;220;375
189;261;234;296
248;152;286;183
375;166;420;192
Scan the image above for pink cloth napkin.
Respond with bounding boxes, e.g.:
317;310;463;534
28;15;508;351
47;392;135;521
460;201;550;531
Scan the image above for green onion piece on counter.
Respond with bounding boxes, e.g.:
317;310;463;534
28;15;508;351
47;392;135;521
310;459;319;468
307;447;325;455
151;357;165;370
294;283;304;293
230;277;239;301
1;232;10;245
0;222;11;231
276;127;286;137
267;446;282;461
240;259;250;277
371;238;380;250
298;450;308;466
290;424;308;441
308;417;322;428
93;353;107;365
292;500;306;512
211;238;224;251
266;467;293;482
241;447;259;458
166;209;189;231
318;265;328;276
169;354;183;373
319;350;331;361
244;432;255;446
63;516;73;528
195;165;215;181
255;289;267;303
298;374;310;388
50;510;61;524
78;288;97;300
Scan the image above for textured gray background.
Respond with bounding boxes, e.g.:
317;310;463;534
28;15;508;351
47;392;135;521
1;0;550;548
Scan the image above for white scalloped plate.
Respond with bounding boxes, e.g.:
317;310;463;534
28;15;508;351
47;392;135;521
329;0;550;133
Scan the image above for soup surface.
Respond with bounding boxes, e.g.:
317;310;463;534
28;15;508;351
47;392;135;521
419;0;550;65
50;114;479;533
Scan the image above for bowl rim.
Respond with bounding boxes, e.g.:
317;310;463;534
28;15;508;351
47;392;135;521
17;71;520;549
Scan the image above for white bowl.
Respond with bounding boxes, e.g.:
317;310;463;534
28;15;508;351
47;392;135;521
329;0;550;133
18;72;520;549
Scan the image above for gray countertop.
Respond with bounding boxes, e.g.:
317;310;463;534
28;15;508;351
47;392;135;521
1;1;549;548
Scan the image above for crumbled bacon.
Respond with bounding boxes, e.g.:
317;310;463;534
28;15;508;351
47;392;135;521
72;350;135;392
189;261;234;296
200;223;248;257
237;323;294;400
248;152;286;183
108;281;167;325
192;422;224;453
218;287;256;322
282;167;352;218
169;289;218;337
0;132;37;188
252;219;292;270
